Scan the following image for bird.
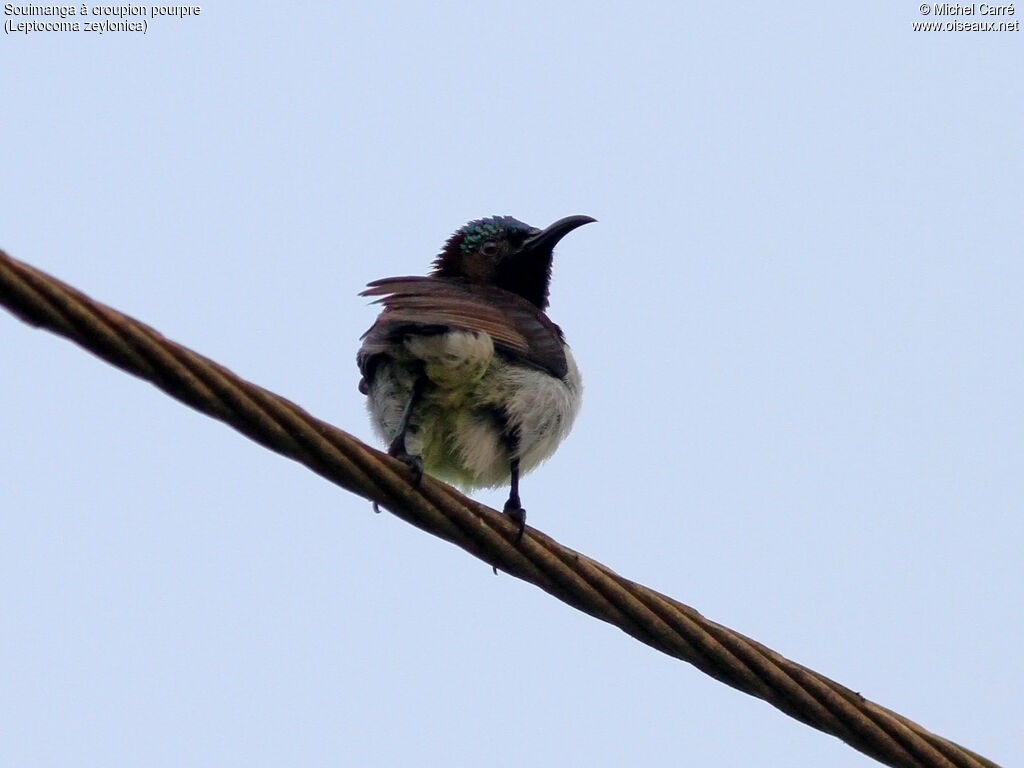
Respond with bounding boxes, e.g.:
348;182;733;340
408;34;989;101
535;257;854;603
357;214;594;539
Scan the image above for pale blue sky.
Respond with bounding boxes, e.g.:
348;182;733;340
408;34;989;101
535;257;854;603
1;3;1021;766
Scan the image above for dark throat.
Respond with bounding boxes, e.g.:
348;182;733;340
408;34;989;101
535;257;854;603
495;251;553;310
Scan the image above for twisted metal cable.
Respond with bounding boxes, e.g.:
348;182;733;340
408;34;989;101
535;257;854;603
0;247;1001;768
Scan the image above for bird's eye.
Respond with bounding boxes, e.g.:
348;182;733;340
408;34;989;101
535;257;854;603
480;241;499;256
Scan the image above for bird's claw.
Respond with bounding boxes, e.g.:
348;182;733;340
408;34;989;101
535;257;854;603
503;500;526;544
387;440;423;486
396;453;423;486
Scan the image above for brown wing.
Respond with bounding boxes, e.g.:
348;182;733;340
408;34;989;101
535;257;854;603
359;276;568;379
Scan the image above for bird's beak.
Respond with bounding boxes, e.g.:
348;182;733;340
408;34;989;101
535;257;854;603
522;215;596;253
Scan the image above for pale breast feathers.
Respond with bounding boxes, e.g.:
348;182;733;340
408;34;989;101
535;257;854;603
359;277;569;379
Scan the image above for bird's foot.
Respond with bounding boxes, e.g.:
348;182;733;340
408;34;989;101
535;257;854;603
503;498;526;544
387;438;423;486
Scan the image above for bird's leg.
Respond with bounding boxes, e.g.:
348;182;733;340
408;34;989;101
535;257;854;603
388;374;428;485
503;456;526;543
488;419;525;542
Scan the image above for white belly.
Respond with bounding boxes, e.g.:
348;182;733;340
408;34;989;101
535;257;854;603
366;332;581;489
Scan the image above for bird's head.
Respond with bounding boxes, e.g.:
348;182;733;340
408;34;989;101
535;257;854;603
432;214;595;309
